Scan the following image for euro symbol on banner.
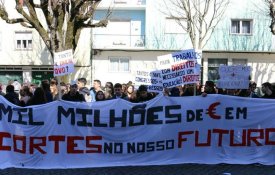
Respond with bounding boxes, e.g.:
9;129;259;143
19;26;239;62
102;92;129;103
206;102;221;119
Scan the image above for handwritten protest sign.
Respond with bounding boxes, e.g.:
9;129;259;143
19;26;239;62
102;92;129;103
157;49;201;88
54;49;74;76
217;65;251;89
134;69;163;92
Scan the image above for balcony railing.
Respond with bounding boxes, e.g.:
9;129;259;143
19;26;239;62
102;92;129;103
93;34;145;48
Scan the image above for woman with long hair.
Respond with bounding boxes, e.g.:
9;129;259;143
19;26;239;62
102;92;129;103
125;84;137;102
95;90;106;101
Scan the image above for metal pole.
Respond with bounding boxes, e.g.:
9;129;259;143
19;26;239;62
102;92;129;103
57;76;62;100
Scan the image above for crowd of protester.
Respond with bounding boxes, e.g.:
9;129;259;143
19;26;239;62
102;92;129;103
0;78;275;106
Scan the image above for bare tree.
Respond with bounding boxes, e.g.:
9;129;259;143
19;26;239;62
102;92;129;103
161;0;229;49
0;0;111;56
267;0;275;34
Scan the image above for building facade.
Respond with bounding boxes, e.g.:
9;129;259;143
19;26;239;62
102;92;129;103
92;0;275;86
0;0;274;87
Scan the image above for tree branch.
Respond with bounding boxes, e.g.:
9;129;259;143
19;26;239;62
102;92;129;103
0;2;27;24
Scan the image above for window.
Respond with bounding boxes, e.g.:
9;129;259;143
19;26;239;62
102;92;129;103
208;59;228;82
15;31;32;50
232;59;247;65
165;18;187;34
109;57;130;72
231;19;253;35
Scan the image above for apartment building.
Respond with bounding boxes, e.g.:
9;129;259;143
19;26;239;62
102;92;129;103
0;0;274;87
92;0;275;86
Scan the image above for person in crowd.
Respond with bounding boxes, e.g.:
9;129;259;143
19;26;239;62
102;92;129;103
163;88;170;96
124;84;137;102
65;83;71;93
7;80;13;85
29;83;37;95
105;82;114;89
203;81;216;94
126;81;133;86
135;85;154;102
77;78;91;102
50;79;60;100
41;79;53;103
195;82;202;95
0;83;5;96
237;89;250;97
104;82;114;98
26;87;47;106
12;79;21;95
248;81;259;98
125;84;134;97
95;90;106;101
4;85;20;105
216;88;226;95
62;81;85;102
261;82;275;99
169;87;181;97
181;84;195;96
90;79;102;102
177;85;185;96
60;82;68;96
112;83;127;99
122;83;127;94
225;89;238;96
237;81;259;98
104;87;114;100
19;85;33;106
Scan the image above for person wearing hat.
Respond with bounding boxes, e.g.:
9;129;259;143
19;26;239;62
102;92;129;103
62;80;85;102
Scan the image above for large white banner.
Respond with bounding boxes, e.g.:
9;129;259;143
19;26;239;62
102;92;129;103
0;95;274;169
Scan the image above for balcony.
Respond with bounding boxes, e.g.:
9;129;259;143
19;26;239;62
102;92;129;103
93;34;145;49
98;0;146;10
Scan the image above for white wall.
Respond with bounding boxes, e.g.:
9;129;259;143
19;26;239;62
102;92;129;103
93;50;275;86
